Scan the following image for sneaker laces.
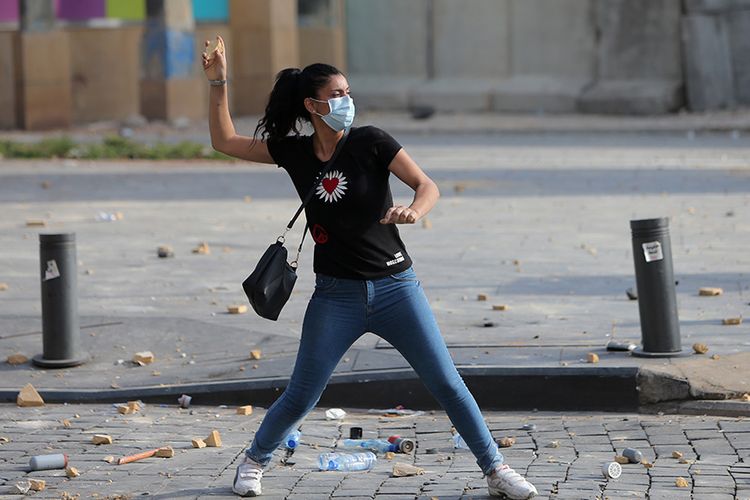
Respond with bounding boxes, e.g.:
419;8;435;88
493;464;526;484
238;459;263;480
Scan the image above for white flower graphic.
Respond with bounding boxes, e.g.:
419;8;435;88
316;170;348;203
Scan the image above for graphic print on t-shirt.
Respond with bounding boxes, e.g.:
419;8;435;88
316;170;348;203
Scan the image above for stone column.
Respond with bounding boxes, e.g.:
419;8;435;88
140;0;203;122
298;0;346;71
229;0;299;115
14;0;73;129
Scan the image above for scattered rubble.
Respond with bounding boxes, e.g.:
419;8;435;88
192;242;210;255
192;438;207;449
65;466;80;478
672;451;683;459
92;434;113;445
249;350;262;360
477;293;488;301
698;287;723;296
157;245;174;258
692;343;709;354
17;383;45;407
237;405;253;416
587;353;600;364
155;446;174;458
205;430;222;447
675;477;690;488
392;462;425;477
492;304;508;311
7;353;28;365
722;317;742;325
497;437;516;448
227;304;247;314
133;351;155;365
325;408;346;420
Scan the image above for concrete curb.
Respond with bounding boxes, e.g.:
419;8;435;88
0;366;639;411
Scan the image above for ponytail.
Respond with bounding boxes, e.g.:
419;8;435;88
254;63;343;143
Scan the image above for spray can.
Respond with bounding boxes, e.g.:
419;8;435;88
387;435;415;453
29;453;68;471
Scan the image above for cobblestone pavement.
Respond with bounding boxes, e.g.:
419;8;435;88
1;404;749;499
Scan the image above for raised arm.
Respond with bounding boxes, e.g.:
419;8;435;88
202;36;275;164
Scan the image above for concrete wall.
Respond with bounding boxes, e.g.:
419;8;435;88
68;25;142;124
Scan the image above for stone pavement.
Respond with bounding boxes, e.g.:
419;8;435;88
1;404;750;500
1;130;750;411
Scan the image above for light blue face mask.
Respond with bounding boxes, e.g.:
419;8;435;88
311;95;355;132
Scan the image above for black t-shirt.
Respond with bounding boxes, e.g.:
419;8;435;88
267;126;413;279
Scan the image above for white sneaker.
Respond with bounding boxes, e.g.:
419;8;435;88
487;464;538;499
232;456;263;497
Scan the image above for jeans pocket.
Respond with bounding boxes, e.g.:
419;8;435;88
388;267;418;282
315;274;337;291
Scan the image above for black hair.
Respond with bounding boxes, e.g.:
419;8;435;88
253;63;343;143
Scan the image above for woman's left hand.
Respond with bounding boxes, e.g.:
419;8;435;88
380;205;420;224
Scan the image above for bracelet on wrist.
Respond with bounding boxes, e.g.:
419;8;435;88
209;79;227;86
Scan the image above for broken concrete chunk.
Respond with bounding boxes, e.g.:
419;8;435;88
157;245;174;258
587;353;600;364
675;477;689;488
477;293;488;301
26;219;47;227
133;351;155;365
155;446;174;458
65;466;80;478
497;437;516;448
12;481;31;494
28;478;46;491
103;456;115;463
492;304;508;311
547;440;560;448
698;287;723;296
117;405;135;415
722;317;742;325
0;436;9;443
237;405;253;416
192;438;207;449
641;459;653;469
7;353;28;365
249;350;261;360
92;434;113;445
227;304;247;314
672;450;683;459
62;419;71;428
205;430;222;447
177;394;191;409
741;393;750;402
711;354;721;360
614;455;629;464
127;401;141;412
192;242;210;255
17;383;45;407
692;343;709;354
392;462;425;477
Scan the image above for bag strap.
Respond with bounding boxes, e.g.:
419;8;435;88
282;128;350;236
282;128;350;267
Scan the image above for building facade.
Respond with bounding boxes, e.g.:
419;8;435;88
0;0;748;130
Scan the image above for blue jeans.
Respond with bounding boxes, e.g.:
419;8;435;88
245;267;503;475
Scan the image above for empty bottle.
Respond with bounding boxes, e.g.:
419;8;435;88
318;451;377;471
342;438;396;453
285;430;301;450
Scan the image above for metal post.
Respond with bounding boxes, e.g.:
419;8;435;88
33;233;86;368
629;218;686;357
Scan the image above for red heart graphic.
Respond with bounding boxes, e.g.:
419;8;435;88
322;178;339;194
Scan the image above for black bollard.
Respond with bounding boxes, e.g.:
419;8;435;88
33;233;86;368
629;218;686;357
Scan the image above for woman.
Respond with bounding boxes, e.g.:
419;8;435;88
202;36;538;500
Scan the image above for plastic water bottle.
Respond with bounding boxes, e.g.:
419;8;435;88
285;430;301;449
342;438;396;453
318;451;377;471
452;433;470;450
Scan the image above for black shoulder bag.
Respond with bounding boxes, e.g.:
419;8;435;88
242;129;349;320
